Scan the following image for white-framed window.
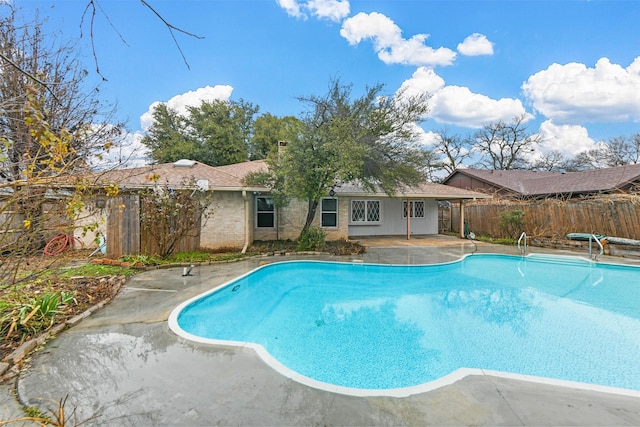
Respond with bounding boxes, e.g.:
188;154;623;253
321;198;338;227
403;200;425;218
256;196;275;228
351;200;381;223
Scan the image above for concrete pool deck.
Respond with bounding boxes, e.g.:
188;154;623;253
9;236;640;425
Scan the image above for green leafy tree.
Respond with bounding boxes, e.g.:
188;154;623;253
140;103;193;163
141;99;259;166
251;113;302;160
248;79;431;236
187;99;258;165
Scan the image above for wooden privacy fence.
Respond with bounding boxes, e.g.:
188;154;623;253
450;195;640;240
106;194;201;258
0;200;71;253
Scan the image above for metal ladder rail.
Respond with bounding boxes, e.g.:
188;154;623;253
589;234;604;261
517;231;527;255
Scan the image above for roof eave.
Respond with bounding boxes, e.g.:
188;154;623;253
335;191;492;200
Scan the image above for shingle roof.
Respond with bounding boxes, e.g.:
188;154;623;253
94;160;268;190
336;182;491;200
445;164;640;196
97;159;490;200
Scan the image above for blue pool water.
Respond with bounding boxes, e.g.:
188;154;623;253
171;254;640;392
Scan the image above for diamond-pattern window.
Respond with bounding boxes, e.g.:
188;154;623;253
403;200;425;218
351;200;366;222
351;200;381;223
367;201;380;222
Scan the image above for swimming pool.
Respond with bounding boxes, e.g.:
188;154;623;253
169;254;640;397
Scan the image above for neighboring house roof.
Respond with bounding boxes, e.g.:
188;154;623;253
531;165;640;195
94;159;268;191
443;164;640;197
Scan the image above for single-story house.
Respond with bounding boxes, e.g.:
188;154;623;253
81;159;491;257
442;164;640;198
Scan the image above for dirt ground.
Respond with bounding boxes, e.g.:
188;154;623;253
0;251;127;365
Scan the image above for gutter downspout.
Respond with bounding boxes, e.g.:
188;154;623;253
241;190;250;254
459;200;465;239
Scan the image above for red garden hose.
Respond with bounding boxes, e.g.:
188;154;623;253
43;233;82;256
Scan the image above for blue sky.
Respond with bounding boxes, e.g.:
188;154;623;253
17;0;640;166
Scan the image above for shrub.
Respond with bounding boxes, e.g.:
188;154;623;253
297;226;326;251
498;209;526;239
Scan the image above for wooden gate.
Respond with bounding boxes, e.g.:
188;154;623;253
106;193;202;258
139;195;201;255
106;194;141;259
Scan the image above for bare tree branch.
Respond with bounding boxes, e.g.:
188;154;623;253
140;0;205;70
0;52;60;102
81;0;130;81
80;0;106;80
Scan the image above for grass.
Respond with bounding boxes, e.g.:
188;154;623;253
441;231;517;246
57;263;137;278
473;234;517;245
250;239;366;255
117;248;253;266
115;240;366;267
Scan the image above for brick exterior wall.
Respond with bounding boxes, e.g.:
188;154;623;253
200;191;248;250
86;191;353;254
253;197;349;242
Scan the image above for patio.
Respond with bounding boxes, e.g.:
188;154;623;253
10;236;640;426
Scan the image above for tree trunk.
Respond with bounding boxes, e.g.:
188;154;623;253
301;199;319;237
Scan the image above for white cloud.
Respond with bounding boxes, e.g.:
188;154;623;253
340;12;457;67
307;0;350;22
89;129;150;170
276;0;306;19
522;56;640;124
399;67;529;128
277;0;349;22
140;85;234;131
433;86;529;127
537;120;596;156
419;130;440;147
399;67;445;96
457;33;494;56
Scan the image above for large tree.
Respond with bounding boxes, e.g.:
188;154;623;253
568;134;640;170
0;6;122;178
141;99;259;166
250;113;302;160
0;5;123;280
140;103;194;163
530;150;570;171
248;79;431;236
433;128;472;175
187;99;258;166
472;114;542;170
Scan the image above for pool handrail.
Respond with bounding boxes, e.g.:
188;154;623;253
589;234;604;261
517;231;527;255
